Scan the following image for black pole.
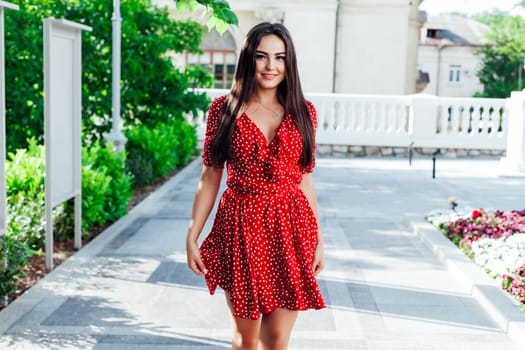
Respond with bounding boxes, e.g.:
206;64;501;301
408;141;414;166
432;148;440;179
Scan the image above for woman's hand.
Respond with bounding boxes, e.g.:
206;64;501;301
186;239;208;276
185;166;223;276
312;239;324;276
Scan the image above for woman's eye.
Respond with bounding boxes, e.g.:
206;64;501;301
277;56;286;60
255;54;266;60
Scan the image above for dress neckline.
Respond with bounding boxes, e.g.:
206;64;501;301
241;113;287;147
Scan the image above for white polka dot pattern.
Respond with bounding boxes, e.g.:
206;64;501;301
200;96;326;320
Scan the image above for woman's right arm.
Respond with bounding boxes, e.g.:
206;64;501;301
186;165;224;275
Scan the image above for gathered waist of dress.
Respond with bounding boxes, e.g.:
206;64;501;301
226;182;299;198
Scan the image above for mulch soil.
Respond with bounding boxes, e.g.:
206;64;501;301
0;166;186;311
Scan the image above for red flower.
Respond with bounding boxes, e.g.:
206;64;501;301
471;209;483;219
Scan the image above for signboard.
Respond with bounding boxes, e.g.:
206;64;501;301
44;18;91;268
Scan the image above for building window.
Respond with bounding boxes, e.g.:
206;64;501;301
185;30;237;89
187;51;236;88
427;29;443;39
448;65;461;84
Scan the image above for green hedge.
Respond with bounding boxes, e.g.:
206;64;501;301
5;139;132;243
125;118;197;188
0;235;32;304
5;138;48;250
54;141;133;236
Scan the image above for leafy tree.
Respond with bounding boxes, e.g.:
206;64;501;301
474;12;525;98
174;0;238;34
5;0;213;151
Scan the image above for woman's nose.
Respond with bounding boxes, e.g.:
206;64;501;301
266;57;276;70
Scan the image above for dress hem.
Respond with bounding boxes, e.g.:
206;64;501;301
207;280;326;320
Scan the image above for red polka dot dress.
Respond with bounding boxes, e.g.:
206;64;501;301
200;95;326;320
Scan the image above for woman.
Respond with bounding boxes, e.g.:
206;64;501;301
186;22;325;350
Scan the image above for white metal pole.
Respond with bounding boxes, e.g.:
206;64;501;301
107;0;126;151
43;20;53;269
0;4;7;307
0;1;19;306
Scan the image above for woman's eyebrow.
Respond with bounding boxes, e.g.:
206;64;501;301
255;50;286;55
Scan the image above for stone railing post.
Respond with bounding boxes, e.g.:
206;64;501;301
408;94;439;148
500;90;525;174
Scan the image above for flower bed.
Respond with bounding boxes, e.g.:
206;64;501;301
427;207;525;308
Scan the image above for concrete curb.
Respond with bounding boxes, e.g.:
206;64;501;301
405;214;525;348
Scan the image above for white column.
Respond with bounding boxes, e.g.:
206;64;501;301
500;90;525;175
106;0;126;151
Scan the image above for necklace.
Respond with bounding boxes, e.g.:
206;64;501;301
258;102;282;119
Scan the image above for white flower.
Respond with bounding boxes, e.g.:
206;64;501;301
426;209;469;226
470;233;525;280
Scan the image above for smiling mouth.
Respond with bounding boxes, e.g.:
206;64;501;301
262;74;277;80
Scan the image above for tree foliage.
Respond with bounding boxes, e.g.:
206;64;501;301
174;0;238;34
5;0;213;152
474;12;525;98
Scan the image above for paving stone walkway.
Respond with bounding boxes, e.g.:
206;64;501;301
1;157;525;349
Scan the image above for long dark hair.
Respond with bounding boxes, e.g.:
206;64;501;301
209;22;314;168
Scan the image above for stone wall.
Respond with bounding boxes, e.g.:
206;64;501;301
317;144;505;158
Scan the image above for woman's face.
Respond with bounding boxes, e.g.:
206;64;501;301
254;34;286;92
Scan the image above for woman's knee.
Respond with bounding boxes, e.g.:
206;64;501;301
232;330;259;350
259;330;290;349
259;308;298;349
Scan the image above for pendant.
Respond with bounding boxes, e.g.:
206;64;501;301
272;110;280;119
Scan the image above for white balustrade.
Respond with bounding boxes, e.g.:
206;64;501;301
308;93;411;147
410;95;508;150
188;89;509;152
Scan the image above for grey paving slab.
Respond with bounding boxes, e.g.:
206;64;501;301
1;157;525;349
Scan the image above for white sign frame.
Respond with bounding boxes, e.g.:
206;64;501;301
0;1;19;237
44;18;91;269
0;1;18;306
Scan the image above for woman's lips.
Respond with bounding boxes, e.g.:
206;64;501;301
262;74;277;80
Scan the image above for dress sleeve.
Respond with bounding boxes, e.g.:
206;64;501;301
302;100;317;174
201;96;226;168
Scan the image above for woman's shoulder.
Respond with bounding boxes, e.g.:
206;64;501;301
304;99;317;125
209;95;228;111
206;95;228;122
305;99;316;112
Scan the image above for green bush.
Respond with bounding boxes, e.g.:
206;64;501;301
125;118;197;188
53;164;111;239
125;151;155;188
55;142;132;238
173;118;198;166
5;139;47;249
83;142;132;221
0;235;33;305
6;139;132;243
6;193;48;250
80;164;112;231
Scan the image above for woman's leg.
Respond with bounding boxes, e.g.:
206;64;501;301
259;308;299;350
225;294;261;350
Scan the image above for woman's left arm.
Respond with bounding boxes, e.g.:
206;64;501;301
299;172;324;276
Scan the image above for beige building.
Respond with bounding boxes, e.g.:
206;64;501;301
417;15;489;97
155;0;424;95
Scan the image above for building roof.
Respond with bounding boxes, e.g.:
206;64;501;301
423;15;489;46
